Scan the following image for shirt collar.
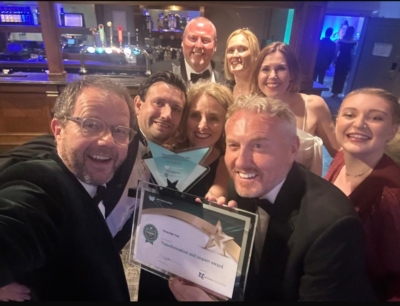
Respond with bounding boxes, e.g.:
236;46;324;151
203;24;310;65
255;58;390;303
184;59;214;83
78;179;106;198
260;177;286;204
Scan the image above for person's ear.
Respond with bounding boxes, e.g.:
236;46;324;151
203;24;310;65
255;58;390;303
51;118;63;142
134;95;143;114
387;124;399;142
290;135;300;162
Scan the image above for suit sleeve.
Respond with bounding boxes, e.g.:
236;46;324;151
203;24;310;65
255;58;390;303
0;134;55;173
298;215;376;301
0;179;62;287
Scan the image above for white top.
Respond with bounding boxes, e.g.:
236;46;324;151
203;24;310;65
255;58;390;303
295;95;323;176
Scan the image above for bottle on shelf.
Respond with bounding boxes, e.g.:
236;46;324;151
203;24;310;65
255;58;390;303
14;7;22;24
157;12;163;32
3;6;11;24
60;7;65;26
146;12;152;36
163;12;168;31
35;7;40;26
175;14;180;32
25;7;33;25
9;7;17;24
170;14;176;31
180;15;186;31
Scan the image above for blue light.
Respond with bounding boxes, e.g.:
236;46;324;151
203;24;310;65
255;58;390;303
96;47;104;54
132;47;141;55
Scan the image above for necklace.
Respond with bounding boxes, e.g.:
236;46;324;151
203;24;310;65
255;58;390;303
234;84;248;95
345;169;370;178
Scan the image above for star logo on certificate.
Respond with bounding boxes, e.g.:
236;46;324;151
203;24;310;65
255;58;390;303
204;221;234;256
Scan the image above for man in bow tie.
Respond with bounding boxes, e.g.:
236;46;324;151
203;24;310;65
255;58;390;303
169;95;376;301
151;17;225;87
0;77;136;301
0;71;187;301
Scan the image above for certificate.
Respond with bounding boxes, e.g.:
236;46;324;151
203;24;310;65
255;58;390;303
143;140;211;192
129;181;258;301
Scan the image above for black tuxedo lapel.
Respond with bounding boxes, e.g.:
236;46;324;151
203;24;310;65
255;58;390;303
93;132;139;220
255;163;304;300
179;57;188;82
49;151;94;199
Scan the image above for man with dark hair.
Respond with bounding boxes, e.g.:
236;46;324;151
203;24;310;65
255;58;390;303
0;72;186;244
0;72;187;301
0;76;136;301
313;27;336;85
151;17;225;86
134;71;187;144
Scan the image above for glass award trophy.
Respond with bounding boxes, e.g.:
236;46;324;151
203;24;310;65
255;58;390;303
142;139;212;192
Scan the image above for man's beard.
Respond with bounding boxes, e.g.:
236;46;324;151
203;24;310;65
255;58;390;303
59;140;120;186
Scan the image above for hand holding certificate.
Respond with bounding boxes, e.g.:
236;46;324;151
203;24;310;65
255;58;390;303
129;181;258;301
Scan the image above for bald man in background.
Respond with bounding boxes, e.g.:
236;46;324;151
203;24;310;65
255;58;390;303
151;16;225;87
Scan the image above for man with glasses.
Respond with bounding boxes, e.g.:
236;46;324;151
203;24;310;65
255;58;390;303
0;72;187;301
0;76;135;301
151;17;225;86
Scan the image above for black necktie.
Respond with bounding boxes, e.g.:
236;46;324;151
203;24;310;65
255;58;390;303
190;70;211;83
257;198;275;216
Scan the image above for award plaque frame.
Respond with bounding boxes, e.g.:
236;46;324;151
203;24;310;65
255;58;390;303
128;181;258;301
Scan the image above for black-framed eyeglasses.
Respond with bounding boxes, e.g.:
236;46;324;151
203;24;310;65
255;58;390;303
66;116;136;146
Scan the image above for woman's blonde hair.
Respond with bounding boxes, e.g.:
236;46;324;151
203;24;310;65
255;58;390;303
224;28;260;81
165;81;234;153
343;87;400;125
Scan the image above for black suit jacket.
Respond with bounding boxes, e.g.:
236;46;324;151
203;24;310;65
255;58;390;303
151;57;226;86
0;153;130;301
229;162;376;301
0;133;142;251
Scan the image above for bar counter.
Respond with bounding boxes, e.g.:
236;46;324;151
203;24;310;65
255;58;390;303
0;72;148;153
0;71;148;85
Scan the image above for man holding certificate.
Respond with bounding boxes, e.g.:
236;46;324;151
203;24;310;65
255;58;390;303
169;95;376;301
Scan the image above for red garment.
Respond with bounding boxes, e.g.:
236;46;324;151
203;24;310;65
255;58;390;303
325;151;400;301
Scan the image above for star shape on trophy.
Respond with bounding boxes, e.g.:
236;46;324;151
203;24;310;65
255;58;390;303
166;179;178;190
204;220;234;257
142;140;211;192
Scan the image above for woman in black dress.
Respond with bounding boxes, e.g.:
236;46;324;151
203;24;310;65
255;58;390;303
331;26;357;97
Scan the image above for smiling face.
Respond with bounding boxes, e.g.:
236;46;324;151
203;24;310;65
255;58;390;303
182;18;216;72
52;87;130;185
225;110;298;198
257;51;291;99
226;34;252;77
135;82;186;144
336;93;397;158
186;94;226;148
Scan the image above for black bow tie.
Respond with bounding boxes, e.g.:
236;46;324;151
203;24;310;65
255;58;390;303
93;186;113;218
190;70;211;83
93;186;106;206
257;198;275;216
